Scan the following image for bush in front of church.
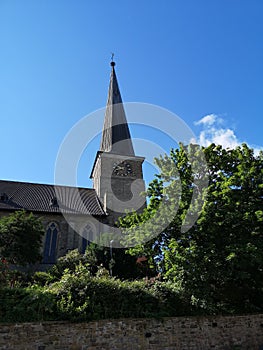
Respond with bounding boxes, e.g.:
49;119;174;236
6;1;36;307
0;210;44;266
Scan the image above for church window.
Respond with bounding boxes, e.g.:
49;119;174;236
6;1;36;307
43;222;58;263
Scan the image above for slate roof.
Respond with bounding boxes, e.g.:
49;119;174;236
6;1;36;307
0;180;106;216
100;61;135;156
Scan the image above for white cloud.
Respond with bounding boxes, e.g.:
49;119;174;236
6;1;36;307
198;127;239;149
194;114;216;126
194;114;262;153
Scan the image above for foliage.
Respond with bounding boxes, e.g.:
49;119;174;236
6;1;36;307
49;244;149;281
0;257;32;288
48;249;89;280
0;258;8;287
119;143;263;313
0;210;44;265
32;271;56;286
83;243;144;279
0;268;191;323
0;286;57;322
48;265;191;322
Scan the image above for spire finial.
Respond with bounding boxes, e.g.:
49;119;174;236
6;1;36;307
110;53;115;67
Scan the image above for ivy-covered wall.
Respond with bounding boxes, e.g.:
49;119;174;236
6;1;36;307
0;314;263;350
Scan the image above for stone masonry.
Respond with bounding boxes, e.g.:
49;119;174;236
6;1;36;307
0;314;263;349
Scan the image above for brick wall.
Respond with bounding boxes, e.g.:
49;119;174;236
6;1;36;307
0;314;263;349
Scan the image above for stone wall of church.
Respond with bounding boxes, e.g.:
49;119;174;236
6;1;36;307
0;210;104;264
40;213;106;262
0;314;263;349
40;213;71;259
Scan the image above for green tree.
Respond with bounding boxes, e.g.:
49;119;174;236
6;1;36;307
0;210;44;265
119;143;207;275
180;143;263;312
120;143;263;313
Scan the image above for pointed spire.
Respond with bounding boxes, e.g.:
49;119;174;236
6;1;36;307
100;60;135;156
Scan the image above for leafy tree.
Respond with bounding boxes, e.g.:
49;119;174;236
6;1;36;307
181;143;263;312
0;210;44;265
119;143;207;274
120;143;263;313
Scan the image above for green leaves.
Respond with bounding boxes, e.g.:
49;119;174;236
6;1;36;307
0;210;44;265
119;143;263;313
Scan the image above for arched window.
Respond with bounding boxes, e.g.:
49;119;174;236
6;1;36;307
43;222;58;263
81;223;94;254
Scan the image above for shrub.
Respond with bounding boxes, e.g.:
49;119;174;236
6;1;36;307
48;249;91;280
0;286;58;322
32;271;55;286
50;267;191;322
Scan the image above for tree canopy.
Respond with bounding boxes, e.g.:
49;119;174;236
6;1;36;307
0;210;44;265
119;143;263;312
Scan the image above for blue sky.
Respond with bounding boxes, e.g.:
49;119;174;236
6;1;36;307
0;0;262;188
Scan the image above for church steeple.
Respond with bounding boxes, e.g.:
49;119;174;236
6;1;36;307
91;59;145;217
100;60;135;156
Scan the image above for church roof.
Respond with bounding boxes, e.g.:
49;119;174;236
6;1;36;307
0;180;106;216
100;61;135;156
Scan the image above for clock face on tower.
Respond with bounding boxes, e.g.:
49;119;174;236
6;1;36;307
113;161;134;177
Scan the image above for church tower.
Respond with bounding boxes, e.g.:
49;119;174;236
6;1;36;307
91;60;145;223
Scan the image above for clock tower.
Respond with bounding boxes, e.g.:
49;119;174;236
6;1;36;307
90;60;145;223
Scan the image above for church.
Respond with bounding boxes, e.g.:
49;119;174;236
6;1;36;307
0;60;146;265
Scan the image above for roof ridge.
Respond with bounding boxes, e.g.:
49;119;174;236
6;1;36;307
0;179;94;191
